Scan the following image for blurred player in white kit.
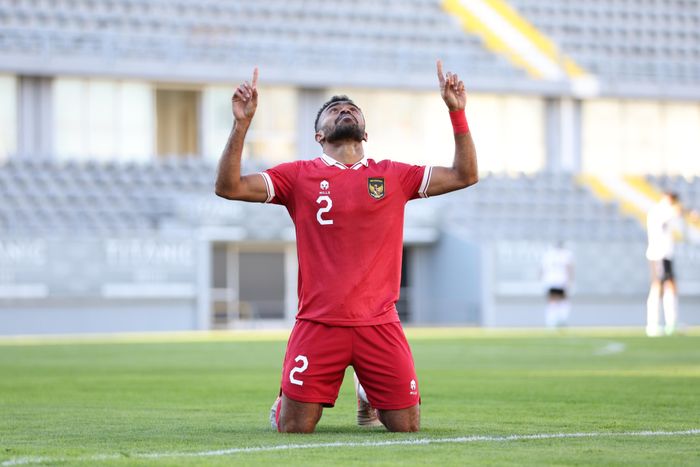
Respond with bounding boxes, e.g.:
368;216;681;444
645;192;683;337
540;242;574;329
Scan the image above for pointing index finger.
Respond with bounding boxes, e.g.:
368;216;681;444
252;67;259;88
436;59;445;86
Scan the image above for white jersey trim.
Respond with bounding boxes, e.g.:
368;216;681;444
259;172;275;203
418;166;433;198
321;153;369;170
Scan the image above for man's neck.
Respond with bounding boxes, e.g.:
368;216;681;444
322;141;364;165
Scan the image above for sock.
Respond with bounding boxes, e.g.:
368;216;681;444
354;372;369;403
646;287;661;335
558;300;571;327
662;290;678;335
545;302;557;328
275;398;282;432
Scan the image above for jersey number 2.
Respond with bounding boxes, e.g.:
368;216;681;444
316;196;333;225
289;355;308;386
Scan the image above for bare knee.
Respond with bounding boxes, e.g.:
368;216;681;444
279;409;320;433
278;394;323;434
383;419;420;433
378;405;420;432
279;419;318;433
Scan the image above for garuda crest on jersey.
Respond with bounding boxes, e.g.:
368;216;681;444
368;177;385;199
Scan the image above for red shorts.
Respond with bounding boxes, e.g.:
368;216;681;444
280;320;420;410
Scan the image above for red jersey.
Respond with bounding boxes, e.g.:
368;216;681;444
260;154;432;326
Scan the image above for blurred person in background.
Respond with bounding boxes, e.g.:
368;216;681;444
540;241;574;329
645;192;684;337
215;61;477;433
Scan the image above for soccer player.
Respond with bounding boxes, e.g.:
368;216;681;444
645;192;683;336
540;241;574;329
215;61;478;433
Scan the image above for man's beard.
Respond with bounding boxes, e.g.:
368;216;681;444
324;121;365;143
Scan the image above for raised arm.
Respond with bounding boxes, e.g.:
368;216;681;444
426;60;478;197
215;68;269;202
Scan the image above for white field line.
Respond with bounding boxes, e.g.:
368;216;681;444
2;429;699;466
593;341;626;356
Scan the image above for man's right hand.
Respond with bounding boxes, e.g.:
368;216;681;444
232;67;259;125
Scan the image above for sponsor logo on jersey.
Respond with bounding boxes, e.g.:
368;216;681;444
319;180;331;195
368;177;385;199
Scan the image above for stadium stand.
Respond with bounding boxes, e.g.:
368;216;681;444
6;158;685;313
507;0;700;93
650;174;700;206
0;158;296;237
0;158;645;242
2;0;699;95
440;171;645;242
0;0;527;88
1;0;700;332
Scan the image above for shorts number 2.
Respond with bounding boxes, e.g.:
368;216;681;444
289;355;309;386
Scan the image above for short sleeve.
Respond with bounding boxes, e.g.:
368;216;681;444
392;162;432;200
261;161;300;205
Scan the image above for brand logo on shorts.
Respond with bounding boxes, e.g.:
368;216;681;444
368;177;385;199
409;379;418;395
320;180;329;190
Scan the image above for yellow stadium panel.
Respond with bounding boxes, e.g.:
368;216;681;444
442;0;591;81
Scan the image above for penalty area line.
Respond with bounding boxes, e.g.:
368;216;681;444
3;428;699;465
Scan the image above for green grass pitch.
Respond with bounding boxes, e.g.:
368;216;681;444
1;328;699;465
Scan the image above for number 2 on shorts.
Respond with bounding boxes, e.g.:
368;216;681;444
289;355;308;386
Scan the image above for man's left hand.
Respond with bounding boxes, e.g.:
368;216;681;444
437;60;466;111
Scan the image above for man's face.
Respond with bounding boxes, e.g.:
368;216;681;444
316;102;366;144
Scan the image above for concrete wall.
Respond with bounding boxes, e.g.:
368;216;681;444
2;234;699;335
486;295;700;328
0;299;196;335
410;231;482;325
481;240;700;328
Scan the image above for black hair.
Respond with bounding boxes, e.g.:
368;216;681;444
666;191;680;203
314;95;358;131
